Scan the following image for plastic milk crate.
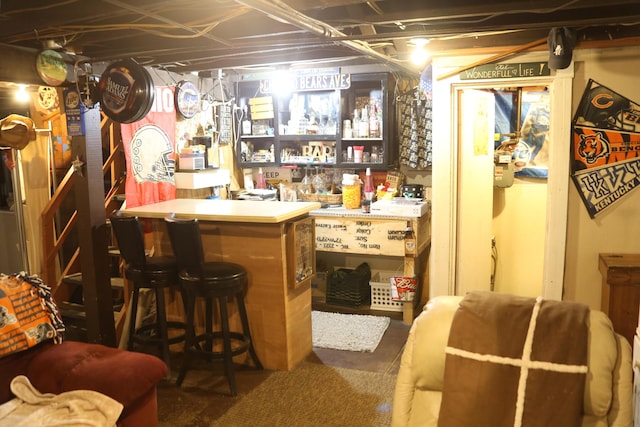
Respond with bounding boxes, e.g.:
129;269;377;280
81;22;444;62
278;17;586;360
370;270;403;312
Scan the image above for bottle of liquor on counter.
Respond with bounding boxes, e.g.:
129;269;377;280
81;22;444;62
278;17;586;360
359;105;369;138
404;221;417;256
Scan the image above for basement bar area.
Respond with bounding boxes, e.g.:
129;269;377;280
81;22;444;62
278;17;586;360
122;198;321;371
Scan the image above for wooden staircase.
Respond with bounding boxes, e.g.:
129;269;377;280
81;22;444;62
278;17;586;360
41;111;129;345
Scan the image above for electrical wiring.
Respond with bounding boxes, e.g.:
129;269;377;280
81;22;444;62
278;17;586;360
491;237;498;291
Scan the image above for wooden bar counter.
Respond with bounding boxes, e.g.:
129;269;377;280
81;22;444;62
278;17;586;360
122;198;321;371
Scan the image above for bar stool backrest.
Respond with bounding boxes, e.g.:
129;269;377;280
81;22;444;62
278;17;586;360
164;214;206;275
110;210;147;269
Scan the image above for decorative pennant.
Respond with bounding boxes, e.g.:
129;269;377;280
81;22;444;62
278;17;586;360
572;158;640;218
572;125;640;172
573;79;640;133
572;80;640;217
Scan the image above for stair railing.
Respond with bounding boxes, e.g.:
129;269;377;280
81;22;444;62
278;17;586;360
41;112;126;312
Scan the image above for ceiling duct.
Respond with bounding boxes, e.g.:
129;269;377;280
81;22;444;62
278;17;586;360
234;0;420;75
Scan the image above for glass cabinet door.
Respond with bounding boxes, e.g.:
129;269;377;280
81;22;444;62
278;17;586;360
277;90;340;136
287;216;316;289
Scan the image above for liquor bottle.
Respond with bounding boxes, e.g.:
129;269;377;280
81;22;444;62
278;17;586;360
369;103;380;138
352;108;360;139
377;102;383;137
404;221;417;256
359;105;369;138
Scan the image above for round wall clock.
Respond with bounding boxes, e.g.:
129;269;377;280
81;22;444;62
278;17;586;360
174;80;200;119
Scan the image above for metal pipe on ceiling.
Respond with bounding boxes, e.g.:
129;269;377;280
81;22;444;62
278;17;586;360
233;0;420;75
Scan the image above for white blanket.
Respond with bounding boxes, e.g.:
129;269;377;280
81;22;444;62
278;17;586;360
0;376;123;427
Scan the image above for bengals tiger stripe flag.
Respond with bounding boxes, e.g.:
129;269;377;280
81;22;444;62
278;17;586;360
571;80;640;217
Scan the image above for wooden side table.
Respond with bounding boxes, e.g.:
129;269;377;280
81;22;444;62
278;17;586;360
598;253;640;345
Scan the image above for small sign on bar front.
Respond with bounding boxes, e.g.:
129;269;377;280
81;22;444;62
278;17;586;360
460;62;550;80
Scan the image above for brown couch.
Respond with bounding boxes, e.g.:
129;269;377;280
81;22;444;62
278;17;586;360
0;340;168;427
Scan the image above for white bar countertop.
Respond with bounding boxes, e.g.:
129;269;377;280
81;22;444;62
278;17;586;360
122;198;321;224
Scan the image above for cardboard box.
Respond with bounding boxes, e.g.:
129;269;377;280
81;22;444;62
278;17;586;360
370;200;430;217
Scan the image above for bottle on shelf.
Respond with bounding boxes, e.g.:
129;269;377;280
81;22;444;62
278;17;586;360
404;221;417;256
352;109;360;138
242;105;251;135
376;101;383;137
359;105;369;138
369;103;380;138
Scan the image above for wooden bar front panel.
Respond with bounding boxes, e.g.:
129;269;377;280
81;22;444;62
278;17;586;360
150;218;312;371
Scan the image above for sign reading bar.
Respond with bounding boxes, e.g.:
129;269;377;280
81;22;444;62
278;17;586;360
260;72;351;93
460;62;550;80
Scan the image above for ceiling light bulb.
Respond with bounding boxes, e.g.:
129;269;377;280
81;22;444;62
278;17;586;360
15;85;30;103
411;46;430;66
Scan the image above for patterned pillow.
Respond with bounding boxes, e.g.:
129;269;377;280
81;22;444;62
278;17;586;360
0;272;65;357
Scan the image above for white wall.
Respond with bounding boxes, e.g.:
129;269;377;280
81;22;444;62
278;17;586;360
492;179;546;297
563;46;640;309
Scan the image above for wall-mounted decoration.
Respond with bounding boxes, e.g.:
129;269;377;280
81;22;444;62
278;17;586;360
99;59;155;124
174;80;200;119
35;50;71;87
399;65;432;170
571;79;640;217
120;86;176;209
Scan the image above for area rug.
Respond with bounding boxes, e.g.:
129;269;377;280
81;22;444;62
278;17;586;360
312;310;391;352
210;361;396;427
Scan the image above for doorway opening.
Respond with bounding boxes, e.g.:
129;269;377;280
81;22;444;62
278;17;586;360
447;74;571;300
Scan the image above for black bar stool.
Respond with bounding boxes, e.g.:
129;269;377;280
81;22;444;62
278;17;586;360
110;210;186;369
164;213;262;396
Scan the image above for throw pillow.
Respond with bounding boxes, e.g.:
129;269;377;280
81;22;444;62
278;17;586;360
0;272;65;358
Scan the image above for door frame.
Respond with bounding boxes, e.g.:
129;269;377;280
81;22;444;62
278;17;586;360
430;59;574;300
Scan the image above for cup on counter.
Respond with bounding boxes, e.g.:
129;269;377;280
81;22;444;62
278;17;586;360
353;145;364;163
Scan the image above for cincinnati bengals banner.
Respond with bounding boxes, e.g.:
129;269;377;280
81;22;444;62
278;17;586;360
572;80;640;217
121;86;177;209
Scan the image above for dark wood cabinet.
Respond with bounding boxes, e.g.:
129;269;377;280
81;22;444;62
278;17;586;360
599;253;640;345
235;72;395;170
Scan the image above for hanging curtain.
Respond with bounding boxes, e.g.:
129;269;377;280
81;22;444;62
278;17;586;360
399;65;433;169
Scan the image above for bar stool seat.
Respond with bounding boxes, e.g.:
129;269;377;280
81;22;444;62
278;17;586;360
110;210;186;370
164;213;262;396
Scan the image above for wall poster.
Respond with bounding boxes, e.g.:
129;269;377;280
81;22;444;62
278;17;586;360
571;79;640;217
